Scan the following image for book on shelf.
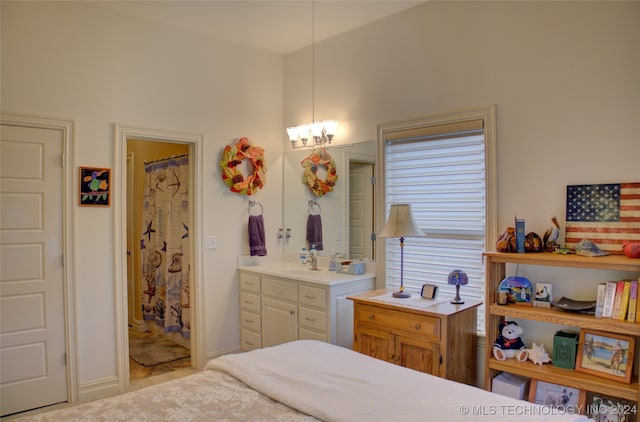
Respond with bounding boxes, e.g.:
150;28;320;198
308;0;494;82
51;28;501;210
601;281;617;318
617;280;631;320
627;280;638;322
595;282;606;318
610;281;625;320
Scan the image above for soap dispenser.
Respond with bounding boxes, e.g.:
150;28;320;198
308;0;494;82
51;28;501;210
329;253;337;271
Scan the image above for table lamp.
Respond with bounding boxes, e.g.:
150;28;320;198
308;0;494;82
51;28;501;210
378;204;425;298
448;269;469;304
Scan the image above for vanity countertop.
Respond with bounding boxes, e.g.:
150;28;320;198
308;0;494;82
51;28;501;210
238;263;375;286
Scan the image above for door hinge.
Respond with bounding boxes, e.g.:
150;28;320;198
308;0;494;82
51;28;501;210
61;153;65;168
370;233;376;241
439;355;443;365
370;176;376;185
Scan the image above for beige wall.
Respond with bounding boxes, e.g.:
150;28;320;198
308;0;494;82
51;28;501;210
1;1;284;388
126;140;189;323
284;1;640;346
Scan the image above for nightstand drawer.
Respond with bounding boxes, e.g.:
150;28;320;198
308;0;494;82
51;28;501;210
299;285;326;309
356;304;440;340
240;309;261;332
240;272;261;293
240;292;261;313
299;307;326;331
262;277;297;302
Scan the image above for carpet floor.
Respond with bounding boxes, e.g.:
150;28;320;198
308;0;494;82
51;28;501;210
129;332;190;367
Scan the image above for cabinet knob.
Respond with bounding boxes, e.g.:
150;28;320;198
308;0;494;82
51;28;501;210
290;310;295;315
415;323;421;330
305;295;316;299
305;317;316;322
274;285;285;294
368;314;375;320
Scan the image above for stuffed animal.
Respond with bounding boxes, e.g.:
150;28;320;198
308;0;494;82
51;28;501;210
493;321;528;361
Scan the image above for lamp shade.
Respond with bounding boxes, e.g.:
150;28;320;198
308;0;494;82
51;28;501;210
378;204;424;238
286;126;299;141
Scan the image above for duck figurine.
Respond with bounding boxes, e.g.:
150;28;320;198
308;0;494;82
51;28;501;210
543;215;561;252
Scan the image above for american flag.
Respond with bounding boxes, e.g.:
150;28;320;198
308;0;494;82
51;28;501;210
565;183;640;254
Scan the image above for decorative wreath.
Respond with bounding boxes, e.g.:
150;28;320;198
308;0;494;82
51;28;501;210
300;148;338;197
220;137;266;195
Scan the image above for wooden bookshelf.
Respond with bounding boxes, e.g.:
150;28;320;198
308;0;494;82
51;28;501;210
484;252;640;403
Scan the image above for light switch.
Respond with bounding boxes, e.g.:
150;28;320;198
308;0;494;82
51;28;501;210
205;236;218;250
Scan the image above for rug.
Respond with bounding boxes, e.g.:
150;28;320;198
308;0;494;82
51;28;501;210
129;334;190;367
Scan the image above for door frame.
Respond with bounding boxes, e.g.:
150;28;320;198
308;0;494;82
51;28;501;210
114;124;205;391
0;111;78;404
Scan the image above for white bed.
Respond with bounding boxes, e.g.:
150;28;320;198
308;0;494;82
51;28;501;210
16;340;590;421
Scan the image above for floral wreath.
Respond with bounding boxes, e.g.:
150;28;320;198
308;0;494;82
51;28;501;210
220;137;266;195
300;148;338;197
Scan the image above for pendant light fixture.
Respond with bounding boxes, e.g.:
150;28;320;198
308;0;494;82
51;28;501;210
286;1;338;149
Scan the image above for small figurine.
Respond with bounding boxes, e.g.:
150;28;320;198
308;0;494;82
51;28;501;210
524;232;544;252
496;227;516;252
543;215;561;252
574;239;609;257
527;343;551;365
493;321;528;362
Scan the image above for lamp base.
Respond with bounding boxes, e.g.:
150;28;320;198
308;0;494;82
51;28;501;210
392;290;411;298
450;298;465;304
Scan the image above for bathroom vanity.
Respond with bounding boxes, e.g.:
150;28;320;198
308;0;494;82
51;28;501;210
238;263;375;351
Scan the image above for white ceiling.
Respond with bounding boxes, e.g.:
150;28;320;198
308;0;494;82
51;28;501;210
97;0;425;55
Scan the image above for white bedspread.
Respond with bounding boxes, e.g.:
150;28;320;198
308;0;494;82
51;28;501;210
207;340;591;422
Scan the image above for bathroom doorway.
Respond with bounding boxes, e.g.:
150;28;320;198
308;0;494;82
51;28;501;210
115;124;205;391
126;139;191;382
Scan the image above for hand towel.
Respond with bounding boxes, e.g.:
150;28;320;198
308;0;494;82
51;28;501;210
249;215;267;256
306;214;323;251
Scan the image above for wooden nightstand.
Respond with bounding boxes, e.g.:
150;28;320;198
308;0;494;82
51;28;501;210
348;289;481;386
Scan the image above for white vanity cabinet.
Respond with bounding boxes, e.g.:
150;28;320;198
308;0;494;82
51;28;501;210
239;266;375;351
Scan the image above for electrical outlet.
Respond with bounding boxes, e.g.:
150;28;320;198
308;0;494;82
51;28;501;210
205;236;217;250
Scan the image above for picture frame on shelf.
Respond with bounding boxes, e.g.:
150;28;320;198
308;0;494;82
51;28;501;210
528;379;585;411
533;282;552;308
576;329;635;384
586;392;637;422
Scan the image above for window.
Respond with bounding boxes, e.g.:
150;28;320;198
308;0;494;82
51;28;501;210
378;106;496;334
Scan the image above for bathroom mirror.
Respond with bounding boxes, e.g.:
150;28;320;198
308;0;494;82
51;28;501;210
283;140;376;260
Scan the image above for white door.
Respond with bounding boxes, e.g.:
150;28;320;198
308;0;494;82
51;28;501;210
0;124;68;416
349;161;374;260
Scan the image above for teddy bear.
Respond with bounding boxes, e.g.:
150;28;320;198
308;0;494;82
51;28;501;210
493;321;528;361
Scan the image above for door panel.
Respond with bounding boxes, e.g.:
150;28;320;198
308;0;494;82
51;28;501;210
355;325;394;363
0;124;67;416
396;334;441;376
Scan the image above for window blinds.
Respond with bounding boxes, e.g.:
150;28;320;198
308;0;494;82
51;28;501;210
383;119;487;334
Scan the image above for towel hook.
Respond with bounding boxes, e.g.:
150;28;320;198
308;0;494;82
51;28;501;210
308;200;321;215
249;200;263;216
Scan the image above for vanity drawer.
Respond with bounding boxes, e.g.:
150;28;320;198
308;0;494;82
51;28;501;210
262;277;297;302
240;328;261;351
299;285;327;309
240;309;261;332
240;272;261;293
299;307;327;331
356;304;440;340
240;292;261;313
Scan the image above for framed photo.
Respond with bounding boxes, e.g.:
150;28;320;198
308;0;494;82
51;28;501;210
533;282;553;308
79;167;111;206
586;392;637;422
421;283;438;300
528;379;585;411
576;329;635;384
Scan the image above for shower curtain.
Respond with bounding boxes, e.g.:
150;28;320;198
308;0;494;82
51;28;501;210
140;154;190;339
